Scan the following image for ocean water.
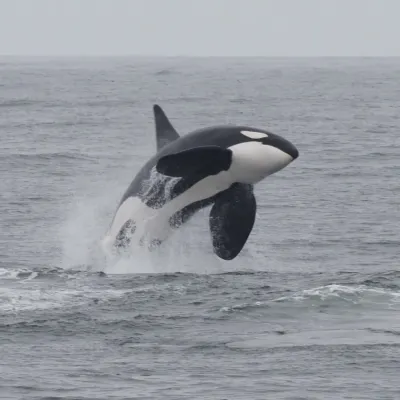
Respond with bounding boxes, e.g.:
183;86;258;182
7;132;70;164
1;56;400;400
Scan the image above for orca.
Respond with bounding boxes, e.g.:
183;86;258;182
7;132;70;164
102;104;299;260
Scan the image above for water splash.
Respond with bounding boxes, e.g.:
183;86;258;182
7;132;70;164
101;215;226;275
56;169;236;275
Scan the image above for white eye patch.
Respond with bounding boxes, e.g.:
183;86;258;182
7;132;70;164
240;130;268;139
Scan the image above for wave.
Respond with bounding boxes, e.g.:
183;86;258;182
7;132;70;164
154;68;177;76
0;99;37;108
0;98;137;110
216;282;400;315
216;270;256;276
361;270;400;290
1;151;94;162
367;328;400;336
0;285;131;313
226;328;400;351
0;266;90;282
272;283;400;306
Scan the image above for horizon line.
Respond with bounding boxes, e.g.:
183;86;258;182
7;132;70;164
1;54;400;59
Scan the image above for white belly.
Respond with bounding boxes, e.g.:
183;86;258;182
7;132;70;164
102;170;234;253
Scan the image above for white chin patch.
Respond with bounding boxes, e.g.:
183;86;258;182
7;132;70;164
229;142;292;184
240;130;268;140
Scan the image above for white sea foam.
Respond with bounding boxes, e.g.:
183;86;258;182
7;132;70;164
0;286;131;313
272;284;400;303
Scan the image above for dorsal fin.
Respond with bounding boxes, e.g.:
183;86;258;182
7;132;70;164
153;104;180;151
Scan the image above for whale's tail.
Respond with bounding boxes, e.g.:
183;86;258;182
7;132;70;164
153;104;180;151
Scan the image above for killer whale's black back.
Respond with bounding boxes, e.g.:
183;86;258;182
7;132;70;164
118;124;266;210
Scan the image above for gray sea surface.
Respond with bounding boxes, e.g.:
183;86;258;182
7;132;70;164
1;56;400;399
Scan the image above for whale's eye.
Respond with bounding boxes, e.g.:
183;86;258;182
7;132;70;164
240;130;268;140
